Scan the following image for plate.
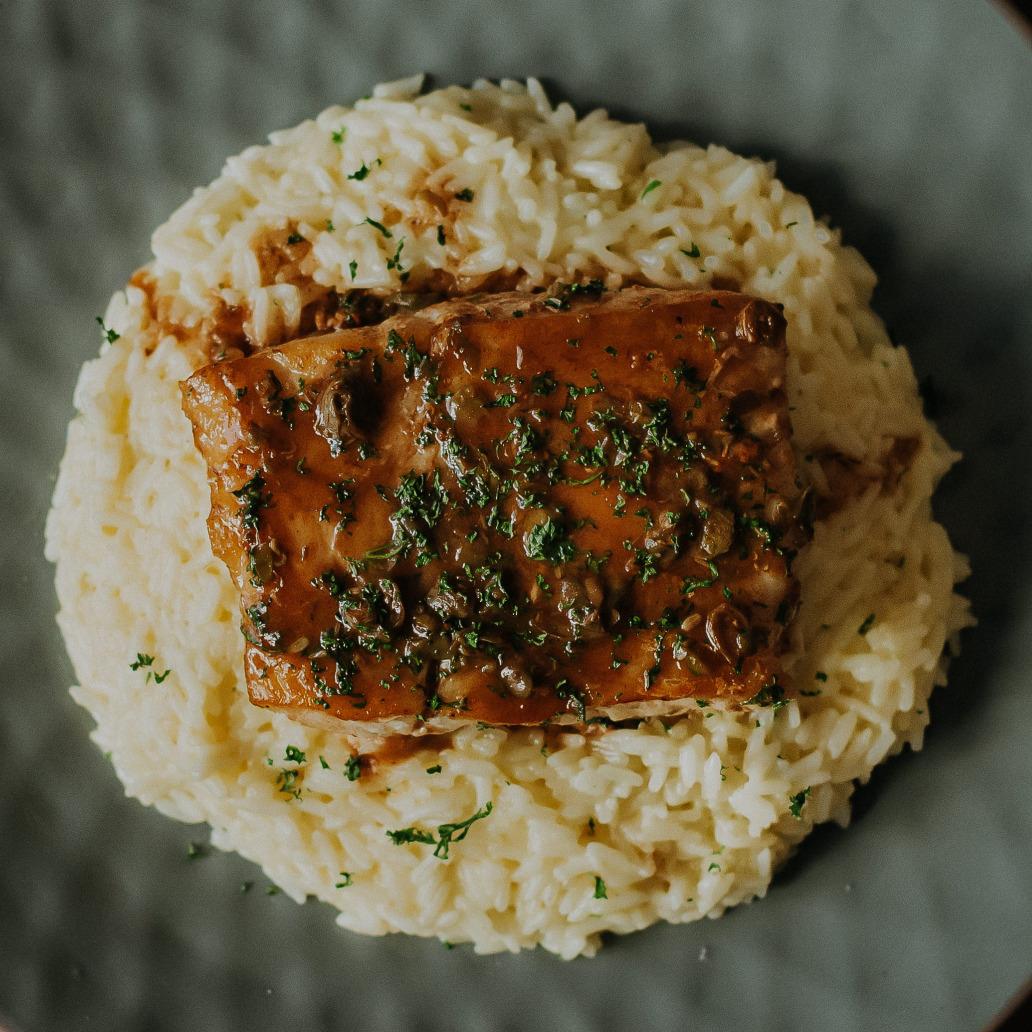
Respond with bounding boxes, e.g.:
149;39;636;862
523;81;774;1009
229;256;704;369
2;0;1031;1029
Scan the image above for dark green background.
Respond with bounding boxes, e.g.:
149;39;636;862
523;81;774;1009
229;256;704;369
2;1;1030;1029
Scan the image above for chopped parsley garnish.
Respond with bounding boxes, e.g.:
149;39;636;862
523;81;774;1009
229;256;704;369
335;872;353;887
746;678;787;711
531;372;558;396
422;375;449;404
577;441;607;468
95;317;120;343
232;472;270;531
347;158;380;181
739;514;781;548
386;825;437;848
682;561;719;595
484;392;517;409
486;504;515;538
386;801;493;859
634;548;661;584
858;613;876;635
788;786;811;819
454;188;475;201
555;679;587;721
276;767;302;800
643;399;678;451
641;179;661;199
458;471;491;508
363;217;392;238
618;459;650;496
318;570;348;596
386;329;428;380
680;243;701;259
672;360;704;390
129;652;171;684
593;875;608;899
394;469;448;540
544;280;605;311
343;754;362;781
386;238;406;274
525;518;576;565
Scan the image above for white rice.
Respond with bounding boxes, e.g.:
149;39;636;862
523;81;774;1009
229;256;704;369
45;77;972;958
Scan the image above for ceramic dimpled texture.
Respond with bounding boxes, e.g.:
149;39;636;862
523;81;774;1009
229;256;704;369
2;1;1031;1030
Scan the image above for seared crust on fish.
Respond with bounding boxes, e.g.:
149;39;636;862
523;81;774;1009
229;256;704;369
181;286;810;736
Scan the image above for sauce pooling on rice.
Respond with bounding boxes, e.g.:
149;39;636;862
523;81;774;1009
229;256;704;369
182;285;811;733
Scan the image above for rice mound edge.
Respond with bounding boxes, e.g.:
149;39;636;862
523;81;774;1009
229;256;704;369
44;77;972;959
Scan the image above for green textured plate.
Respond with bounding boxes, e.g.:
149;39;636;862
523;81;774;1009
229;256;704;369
2;1;1030;1029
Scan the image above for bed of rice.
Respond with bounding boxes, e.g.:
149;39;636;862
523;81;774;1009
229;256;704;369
45;77;971;958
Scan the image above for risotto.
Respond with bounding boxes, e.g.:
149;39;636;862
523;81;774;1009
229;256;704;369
45;76;971;958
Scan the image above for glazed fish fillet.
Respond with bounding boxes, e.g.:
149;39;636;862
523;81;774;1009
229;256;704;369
181;286;811;735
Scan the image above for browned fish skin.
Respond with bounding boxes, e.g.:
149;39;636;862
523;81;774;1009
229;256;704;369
181;286;810;734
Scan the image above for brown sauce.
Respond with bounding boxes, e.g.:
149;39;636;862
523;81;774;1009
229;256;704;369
182;285;811;731
813;435;921;518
